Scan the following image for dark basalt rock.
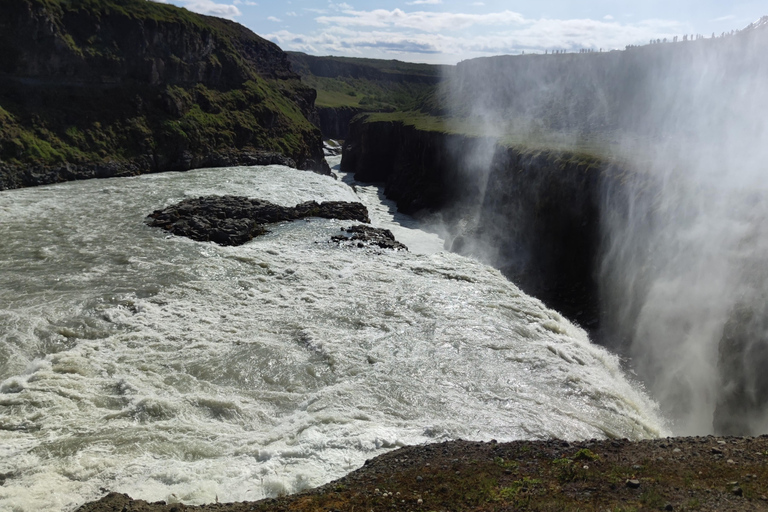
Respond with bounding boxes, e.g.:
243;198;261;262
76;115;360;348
341;118;612;329
713;300;768;436
331;225;408;251
147;195;370;246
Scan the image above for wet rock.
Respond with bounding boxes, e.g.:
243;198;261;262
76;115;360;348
331;225;408;251
714;300;768;436
147;195;370;246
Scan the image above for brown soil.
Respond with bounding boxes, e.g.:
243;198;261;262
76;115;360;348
76;436;768;512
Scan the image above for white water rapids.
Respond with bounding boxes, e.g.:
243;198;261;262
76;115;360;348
0;157;666;511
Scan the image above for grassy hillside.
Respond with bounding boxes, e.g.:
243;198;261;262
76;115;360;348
0;0;326;189
287;52;445;111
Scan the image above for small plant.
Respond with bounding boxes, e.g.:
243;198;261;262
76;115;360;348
493;456;518;469
639;488;664;508
571;448;600;461
496;477;543;506
552;457;577;483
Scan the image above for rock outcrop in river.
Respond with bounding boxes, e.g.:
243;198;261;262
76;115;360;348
147;195;370;246
0;0;328;189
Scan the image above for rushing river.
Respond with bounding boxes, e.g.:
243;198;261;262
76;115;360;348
0;157;666;511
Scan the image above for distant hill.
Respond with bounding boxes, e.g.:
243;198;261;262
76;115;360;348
0;0;328;190
287;52;447;138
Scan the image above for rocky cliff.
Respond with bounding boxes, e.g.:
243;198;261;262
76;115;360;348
341;116;628;329
316;106;364;140
0;0;328;189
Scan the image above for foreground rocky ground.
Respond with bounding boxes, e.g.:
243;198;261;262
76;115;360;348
78;436;768;511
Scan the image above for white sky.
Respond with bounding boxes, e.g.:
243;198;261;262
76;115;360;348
155;1;767;64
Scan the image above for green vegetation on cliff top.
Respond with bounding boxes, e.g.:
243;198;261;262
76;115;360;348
0;77;315;166
301;75;435;110
361;111;620;168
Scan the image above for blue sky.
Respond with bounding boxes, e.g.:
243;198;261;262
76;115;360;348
155;1;767;63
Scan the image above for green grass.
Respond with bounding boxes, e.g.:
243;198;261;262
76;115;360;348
301;75;436;110
0;78;318;173
287;53;442;111
35;0;213;29
360;110;638;168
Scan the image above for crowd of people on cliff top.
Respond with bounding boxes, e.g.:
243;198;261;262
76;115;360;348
544;27;745;55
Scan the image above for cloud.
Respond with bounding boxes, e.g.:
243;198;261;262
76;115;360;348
471;2;485;5
268;28;443;55
407;0;442;4
604;15;613;20
267;16;282;22
269;12;685;63
286;11;298;16
316;9;527;32
153;0;241;19
712;15;737;22
232;0;258;5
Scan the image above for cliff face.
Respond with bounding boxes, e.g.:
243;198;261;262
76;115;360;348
341;118;469;213
316;106;364;140
0;0;327;189
341;117;620;327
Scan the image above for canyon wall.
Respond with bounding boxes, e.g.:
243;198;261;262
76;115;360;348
0;0;327;189
341;117;629;329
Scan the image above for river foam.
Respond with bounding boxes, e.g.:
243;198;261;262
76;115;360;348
0;162;666;510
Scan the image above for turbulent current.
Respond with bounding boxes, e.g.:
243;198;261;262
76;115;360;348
0;157;666;511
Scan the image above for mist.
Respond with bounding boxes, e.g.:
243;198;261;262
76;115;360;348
436;18;768;435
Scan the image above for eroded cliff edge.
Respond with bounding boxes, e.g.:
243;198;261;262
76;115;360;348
341;116;627;331
0;0;328;190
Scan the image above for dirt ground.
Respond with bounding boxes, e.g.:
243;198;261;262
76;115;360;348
76;436;768;512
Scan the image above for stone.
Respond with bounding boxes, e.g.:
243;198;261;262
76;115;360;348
714;301;768;436
331;225;408;251
625;479;641;489
147;196;370;246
